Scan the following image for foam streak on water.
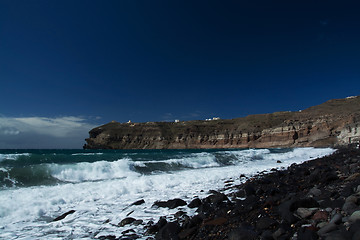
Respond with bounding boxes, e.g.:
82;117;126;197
0;147;334;239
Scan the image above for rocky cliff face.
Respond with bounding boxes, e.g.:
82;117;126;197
84;96;360;149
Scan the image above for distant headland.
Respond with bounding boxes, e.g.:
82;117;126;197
84;96;360;149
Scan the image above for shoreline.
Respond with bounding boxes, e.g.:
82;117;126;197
0;148;338;240
112;146;360;240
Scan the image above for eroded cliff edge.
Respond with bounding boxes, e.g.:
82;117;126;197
84;96;360;149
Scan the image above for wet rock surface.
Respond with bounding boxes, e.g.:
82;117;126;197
153;198;187;209
100;147;360;239
151;147;360;239
52;210;76;222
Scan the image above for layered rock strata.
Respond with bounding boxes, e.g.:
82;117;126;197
84;96;360;149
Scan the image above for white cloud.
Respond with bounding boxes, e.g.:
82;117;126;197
13;116;90;137
0;116;98;148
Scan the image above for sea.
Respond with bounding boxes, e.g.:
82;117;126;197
0;147;335;239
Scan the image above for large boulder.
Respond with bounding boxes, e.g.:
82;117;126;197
153;198;187;209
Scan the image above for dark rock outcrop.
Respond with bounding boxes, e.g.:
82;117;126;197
153;198;187;209
118;217;136;227
52;210;76;222
84;96;360;149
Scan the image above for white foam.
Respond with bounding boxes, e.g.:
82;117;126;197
0;148;335;239
179;152;220;168
223;148;271;164
224;148;334;168
50;158;138;182
132;152;219;169
0;153;31;162
262;147;333;162
71;153;104;156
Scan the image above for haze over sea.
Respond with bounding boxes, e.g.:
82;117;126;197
0;147;334;239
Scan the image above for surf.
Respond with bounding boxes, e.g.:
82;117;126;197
0;147;335;239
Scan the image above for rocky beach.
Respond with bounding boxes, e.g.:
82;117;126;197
99;146;360;240
0;147;335;240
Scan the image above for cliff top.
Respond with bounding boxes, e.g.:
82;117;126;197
85;95;360;149
302;95;360;116
91;95;360;134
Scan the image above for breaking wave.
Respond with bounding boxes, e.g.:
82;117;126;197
0;147;334;188
0;147;335;239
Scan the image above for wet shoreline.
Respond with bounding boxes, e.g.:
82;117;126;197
141;147;360;240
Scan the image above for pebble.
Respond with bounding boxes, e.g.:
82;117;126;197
309;187;322;197
312;210;328;221
119;217;136;227
345;195;358;203
52;210;76;222
256;217;277;230
326;207;333;212
228;227;258;240
188;198;202;208
317;222;327;228
317;223;338;236
131;199;145;206
349;210;360;222
329;213;343;224
342;201;358;215
297;208;317;219
155;222;181;240
325;231;349;240
153;198;187;209
272;227;286;239
346;173;360;181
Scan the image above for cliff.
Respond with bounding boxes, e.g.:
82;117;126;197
84;96;360;149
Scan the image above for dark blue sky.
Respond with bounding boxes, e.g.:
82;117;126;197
0;1;360;148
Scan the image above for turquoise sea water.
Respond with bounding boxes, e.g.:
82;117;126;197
0;148;334;239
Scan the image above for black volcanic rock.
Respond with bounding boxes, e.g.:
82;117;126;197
153;198;187;209
188;198;202;208
131;199;145;206
52;210;75;222
142;148;360;240
155;222;181;240
118;217;136;227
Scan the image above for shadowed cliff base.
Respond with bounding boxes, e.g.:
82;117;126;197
84;96;360;149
